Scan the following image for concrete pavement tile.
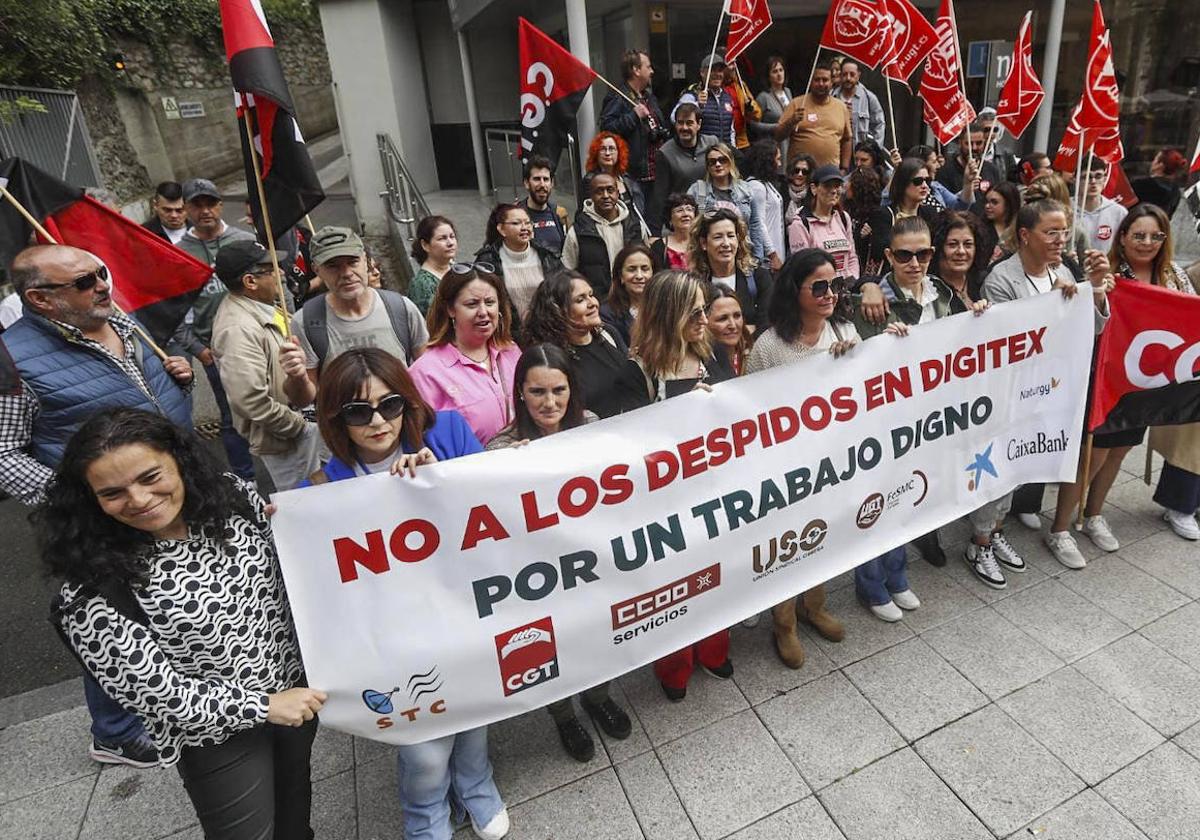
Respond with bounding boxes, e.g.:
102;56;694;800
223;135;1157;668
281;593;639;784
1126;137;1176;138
159;827;204;840
614;752;698;840
804;585;915;668
1173;720;1200;762
991;579;1131;661
725;797;846;839
500;767;643;840
1140;602;1200;672
356;751;404;840
997;667;1163;785
818;747;991;840
1083;507;1163;553
1118;530;1200;599
728;617;835;706
1058;554;1190;629
0;776;93;840
487;707;610;806
843;636;987;741
78;765;195;840
895;559;986;634
311;768;357;839
1098;742;1200;840
658;709;807;840
922;606;1064;700
1005;789;1149;840
757;671;904;790
354;733;394;766
1102;472;1168;522
1075;634;1200;736
619;665;747;747
0;705;97;805
311;723;354;781
939;538;1053;601
914;705;1084;837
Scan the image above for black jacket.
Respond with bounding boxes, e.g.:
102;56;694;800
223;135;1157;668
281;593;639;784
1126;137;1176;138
599;86;669;182
142;217;187;242
475;239;564;283
570;209;642;299
706;268;774;332
862;205;941;275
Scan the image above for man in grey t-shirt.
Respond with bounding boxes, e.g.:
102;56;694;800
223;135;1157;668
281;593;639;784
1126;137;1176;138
279;226;427;407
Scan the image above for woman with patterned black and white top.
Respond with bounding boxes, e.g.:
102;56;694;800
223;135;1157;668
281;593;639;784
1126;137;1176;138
39;407;323;840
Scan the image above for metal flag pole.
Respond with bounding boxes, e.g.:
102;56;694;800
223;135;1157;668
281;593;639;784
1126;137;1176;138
703;4;728;93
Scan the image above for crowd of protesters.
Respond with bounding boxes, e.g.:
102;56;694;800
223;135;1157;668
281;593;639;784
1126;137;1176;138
1;44;1198;840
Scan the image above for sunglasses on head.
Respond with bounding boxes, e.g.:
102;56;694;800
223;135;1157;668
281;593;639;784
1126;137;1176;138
910;176;932;187
808;278;846;298
892;248;935;264
339;393;406;426
32;264;109;293
450;261;496;275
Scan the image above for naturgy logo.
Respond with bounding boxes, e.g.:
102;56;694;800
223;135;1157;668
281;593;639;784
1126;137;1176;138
1019;377;1061;401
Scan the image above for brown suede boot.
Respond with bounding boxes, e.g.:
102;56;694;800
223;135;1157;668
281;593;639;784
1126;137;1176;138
797;585;845;642
771;598;806;669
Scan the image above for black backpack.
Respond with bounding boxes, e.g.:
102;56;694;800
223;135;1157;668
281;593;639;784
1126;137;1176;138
301;290;414;370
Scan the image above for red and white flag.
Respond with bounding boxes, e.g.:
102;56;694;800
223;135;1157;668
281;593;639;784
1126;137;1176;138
1189;134;1200;174
881;0;938;83
820;0;893;70
1053;2;1124;172
1102;161;1138;208
919;0;974;145
994;11;1044;138
725;0;773;63
517;18;597;169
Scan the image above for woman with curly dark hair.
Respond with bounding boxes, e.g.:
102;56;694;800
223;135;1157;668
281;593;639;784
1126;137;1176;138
844;167;882;269
930;210;987;304
40;408;324;839
741;139;786;269
523;270;651;418
583;131;645;217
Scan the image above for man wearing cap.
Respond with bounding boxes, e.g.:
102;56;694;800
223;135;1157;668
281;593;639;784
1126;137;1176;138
775;58;852;171
210;240;320;491
672;53;736;147
787;165;860;279
174;178;258;479
278;226;427;408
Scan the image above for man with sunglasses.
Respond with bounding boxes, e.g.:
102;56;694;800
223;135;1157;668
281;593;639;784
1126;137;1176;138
210;240;321;491
2;243;196;768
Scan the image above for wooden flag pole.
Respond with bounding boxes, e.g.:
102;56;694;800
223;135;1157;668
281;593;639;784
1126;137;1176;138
801;47;822;114
593;72;639;109
241;109;291;334
1077;433;1095;529
884;78;898;153
1069;135;1086;246
0;184;169;360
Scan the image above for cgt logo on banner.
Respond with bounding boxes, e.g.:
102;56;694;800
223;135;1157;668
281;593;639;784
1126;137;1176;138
271;293;1095;745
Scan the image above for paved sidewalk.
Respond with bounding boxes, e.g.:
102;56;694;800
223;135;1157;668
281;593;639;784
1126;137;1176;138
3;445;1199;839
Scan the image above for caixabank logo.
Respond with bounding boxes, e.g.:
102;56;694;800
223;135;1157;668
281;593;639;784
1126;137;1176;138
611;563;721;645
495;617;560;697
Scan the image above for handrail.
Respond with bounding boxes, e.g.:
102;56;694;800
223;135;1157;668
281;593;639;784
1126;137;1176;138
376;133;432;283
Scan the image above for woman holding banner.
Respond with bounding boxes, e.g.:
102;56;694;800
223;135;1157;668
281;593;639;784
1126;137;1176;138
305;348;510;840
744;250;852;667
485;344;634;761
1108;205;1200;541
40;408;325;840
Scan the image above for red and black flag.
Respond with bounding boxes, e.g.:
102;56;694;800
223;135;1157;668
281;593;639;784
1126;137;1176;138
518;18;597;169
219;0;323;244
1088;281;1200;434
0;158;211;345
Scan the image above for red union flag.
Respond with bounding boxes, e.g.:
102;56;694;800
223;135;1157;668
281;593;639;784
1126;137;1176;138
726;0;773;63
995;11;1044;138
1075;0;1120;134
919;0;974;144
820;0;893;69
1053;108;1124;172
1189;135;1200;175
518;18;597;170
1102;161;1137;208
881;0;938;83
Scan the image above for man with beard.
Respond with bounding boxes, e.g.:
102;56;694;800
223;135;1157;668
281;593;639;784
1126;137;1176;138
836;59;885;148
518;155;570;256
1;244;194;767
647;103;719;229
562;174;644;298
775;59;852;170
601;49;669;193
937;123;999;203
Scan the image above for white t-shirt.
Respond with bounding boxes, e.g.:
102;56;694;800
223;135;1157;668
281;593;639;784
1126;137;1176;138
164;225;188;245
712;273;736;290
290;289;427;370
916;279;939;325
354;454;400;476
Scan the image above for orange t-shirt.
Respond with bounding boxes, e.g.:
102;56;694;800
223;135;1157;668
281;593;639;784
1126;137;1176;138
780;95;851;168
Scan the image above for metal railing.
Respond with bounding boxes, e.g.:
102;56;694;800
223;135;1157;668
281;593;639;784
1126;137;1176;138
484;127;580;208
377;132;432;285
0;85;102;187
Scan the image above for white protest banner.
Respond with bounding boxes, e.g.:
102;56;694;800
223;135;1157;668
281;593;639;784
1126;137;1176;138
272;293;1094;744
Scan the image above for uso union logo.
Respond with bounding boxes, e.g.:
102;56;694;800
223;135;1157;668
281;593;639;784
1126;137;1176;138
495;616;560;697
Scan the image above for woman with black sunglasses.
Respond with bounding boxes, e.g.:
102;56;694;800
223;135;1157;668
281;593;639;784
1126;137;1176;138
863;157;940;276
782;153;817;233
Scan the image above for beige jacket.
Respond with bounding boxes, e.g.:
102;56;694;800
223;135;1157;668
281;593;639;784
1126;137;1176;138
1149;266;1200;473
211;293;307;456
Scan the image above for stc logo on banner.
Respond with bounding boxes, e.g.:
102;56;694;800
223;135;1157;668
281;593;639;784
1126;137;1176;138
495;617;560;697
361;666;447;730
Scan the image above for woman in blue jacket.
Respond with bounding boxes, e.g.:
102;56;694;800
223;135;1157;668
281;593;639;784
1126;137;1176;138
304;347;509;840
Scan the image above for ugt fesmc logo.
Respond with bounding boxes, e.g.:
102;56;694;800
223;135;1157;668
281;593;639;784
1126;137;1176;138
495;617;560;697
1125;331;1200;389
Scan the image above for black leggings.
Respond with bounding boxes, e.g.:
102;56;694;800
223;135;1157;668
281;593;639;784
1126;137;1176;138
176;718;318;840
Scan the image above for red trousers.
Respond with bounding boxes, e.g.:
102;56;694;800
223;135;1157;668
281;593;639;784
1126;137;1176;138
653;630;730;690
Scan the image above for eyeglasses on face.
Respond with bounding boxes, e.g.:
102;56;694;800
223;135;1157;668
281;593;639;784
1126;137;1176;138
808;278;846;298
339;393;406;426
687;306;707;323
1037;228;1070;242
31;264;109;293
1129;232;1167;244
892;248;935;264
450;261;496;275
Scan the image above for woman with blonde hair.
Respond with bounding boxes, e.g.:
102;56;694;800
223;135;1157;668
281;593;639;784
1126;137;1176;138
687;142;776;265
688;207;773;332
1023;173;1088;262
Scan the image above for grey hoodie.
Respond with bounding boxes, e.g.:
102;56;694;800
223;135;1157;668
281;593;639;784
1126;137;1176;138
982;253;1108;335
561;199;634;272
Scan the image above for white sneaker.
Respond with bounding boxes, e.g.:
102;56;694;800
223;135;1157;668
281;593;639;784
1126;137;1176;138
741;612;761;628
891;589;920;610
869;600;904;622
1017;513;1042;530
1045;530;1087;569
1080;514;1119;552
965;542;1007;589
1163;509;1200;541
472;807;510;840
991;531;1027;573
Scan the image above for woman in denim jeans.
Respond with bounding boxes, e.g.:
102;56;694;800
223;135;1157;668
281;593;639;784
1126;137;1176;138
303;348;509;840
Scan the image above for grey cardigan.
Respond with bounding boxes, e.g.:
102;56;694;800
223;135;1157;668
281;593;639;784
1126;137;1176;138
981;253;1109;335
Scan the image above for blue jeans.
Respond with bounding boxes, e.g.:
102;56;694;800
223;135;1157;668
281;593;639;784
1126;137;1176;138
855;547;909;606
83;672;146;743
203;362;255;480
396;726;504;840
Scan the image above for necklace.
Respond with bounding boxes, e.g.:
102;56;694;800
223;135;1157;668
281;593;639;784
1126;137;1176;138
455;342;490;364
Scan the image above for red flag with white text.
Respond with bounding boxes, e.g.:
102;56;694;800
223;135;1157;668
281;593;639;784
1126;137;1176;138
518;18;597;170
726;0;773;64
1102;162;1137;208
995;11;1044;138
1189;135;1200;174
820;0;893;70
1074;1;1120;135
881;0;938;83
919;0;974;144
1053;109;1124;173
